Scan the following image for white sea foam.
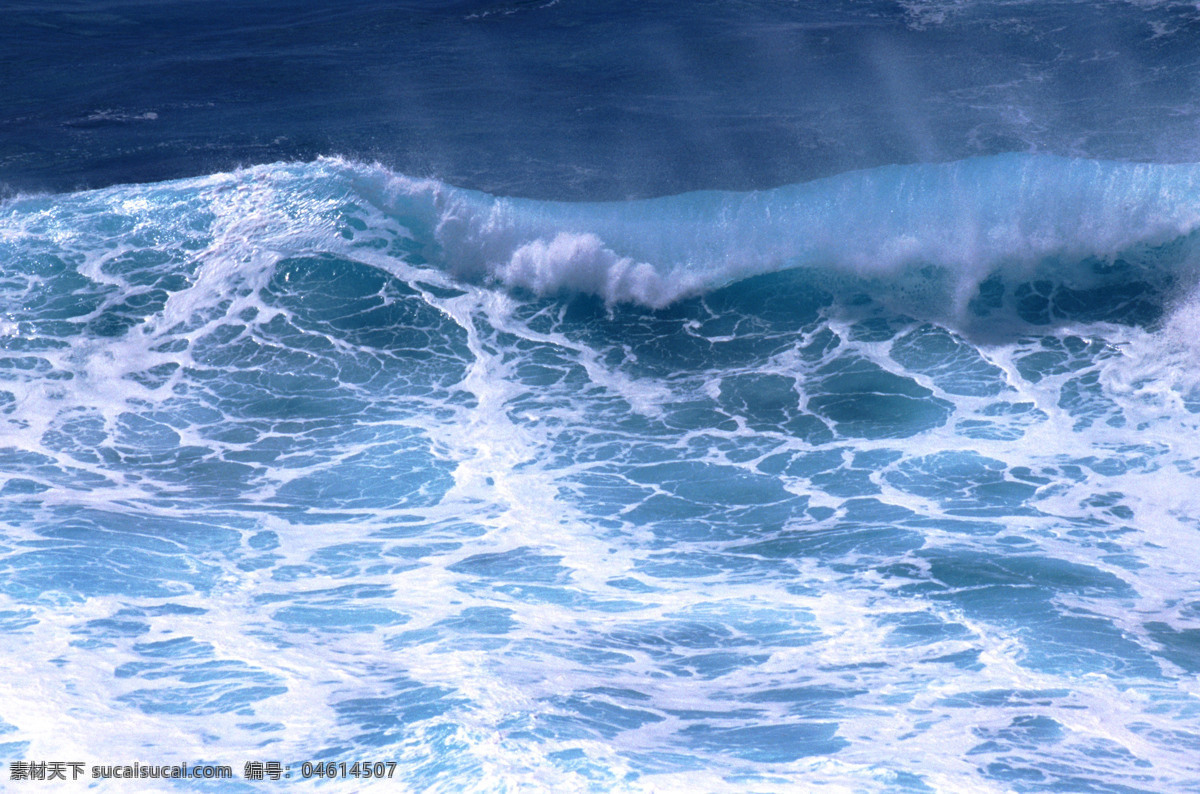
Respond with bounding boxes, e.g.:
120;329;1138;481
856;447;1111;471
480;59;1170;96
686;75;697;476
4;156;1200;791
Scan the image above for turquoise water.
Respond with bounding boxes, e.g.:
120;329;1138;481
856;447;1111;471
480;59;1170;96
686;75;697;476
2;155;1200;789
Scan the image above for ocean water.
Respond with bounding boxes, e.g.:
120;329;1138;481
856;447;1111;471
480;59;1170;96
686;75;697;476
5;2;1200;792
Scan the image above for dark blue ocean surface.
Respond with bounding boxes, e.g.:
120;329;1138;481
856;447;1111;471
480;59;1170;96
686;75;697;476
8;0;1200;198
4;2;1200;792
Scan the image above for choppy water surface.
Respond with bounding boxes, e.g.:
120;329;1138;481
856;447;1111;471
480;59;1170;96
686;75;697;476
2;156;1200;790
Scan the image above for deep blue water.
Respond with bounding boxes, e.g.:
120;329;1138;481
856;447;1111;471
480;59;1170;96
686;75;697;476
5;2;1200;792
9;0;1200;199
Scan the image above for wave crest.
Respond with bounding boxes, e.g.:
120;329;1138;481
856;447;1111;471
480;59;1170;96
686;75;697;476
345;153;1200;313
9;152;1200;319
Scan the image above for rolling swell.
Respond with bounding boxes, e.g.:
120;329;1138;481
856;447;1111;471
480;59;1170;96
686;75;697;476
6;153;1200;329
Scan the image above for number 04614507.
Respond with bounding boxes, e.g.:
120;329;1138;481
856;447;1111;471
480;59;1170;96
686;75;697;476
299;761;397;779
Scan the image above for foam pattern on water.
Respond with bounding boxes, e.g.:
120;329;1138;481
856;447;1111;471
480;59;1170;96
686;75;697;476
2;159;1200;791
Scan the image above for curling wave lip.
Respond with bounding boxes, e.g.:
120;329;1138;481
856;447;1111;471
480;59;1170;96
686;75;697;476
337;153;1200;312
